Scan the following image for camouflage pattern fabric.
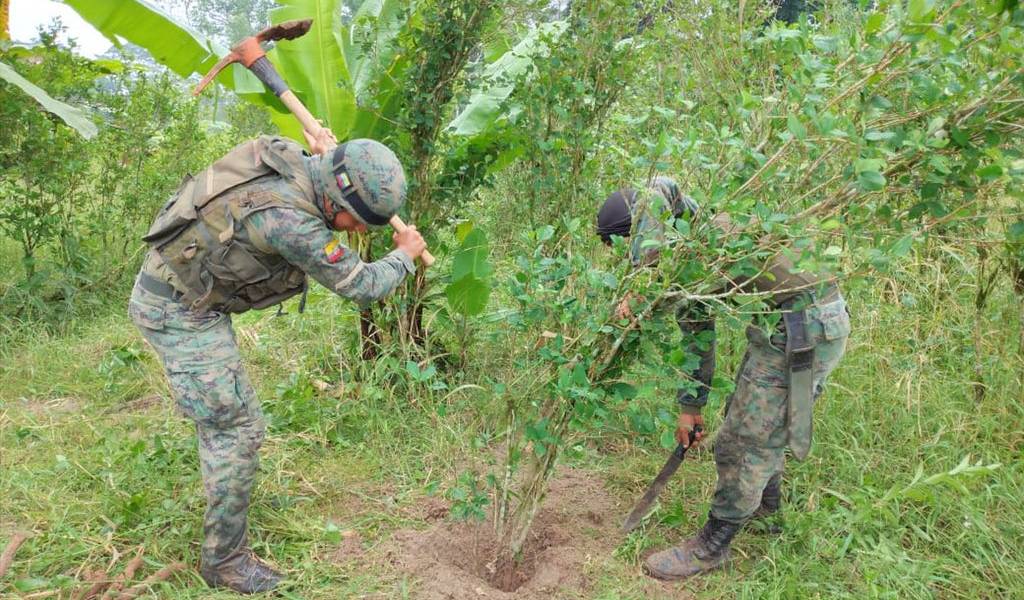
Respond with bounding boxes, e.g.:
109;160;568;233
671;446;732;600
321;139;407;226
128;280;263;565
620;177;849;525
147;153;414;311
246;202;414;308
629;177;698;266
710;294;850;523
129;147;415;567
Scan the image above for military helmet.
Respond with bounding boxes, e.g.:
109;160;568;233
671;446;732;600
595;177;700;244
320;139;406;227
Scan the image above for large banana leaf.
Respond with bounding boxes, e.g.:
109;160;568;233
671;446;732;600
345;0;419;141
342;0;411;99
447;20;568;137
270;0;355;137
59;0;261;93
61;0;557;151
0;61;97;138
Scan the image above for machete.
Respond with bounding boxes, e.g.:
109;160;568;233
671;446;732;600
622;425;702;533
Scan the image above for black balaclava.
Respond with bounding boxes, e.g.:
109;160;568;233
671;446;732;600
596;188;636;244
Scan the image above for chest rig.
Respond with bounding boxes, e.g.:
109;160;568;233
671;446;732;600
141;136;325;314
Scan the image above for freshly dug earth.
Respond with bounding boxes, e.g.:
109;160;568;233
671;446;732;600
379;467;623;599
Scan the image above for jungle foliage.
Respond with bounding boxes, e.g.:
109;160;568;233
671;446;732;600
1;0;1023;597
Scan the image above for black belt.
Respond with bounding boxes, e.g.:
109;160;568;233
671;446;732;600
138;271;183;301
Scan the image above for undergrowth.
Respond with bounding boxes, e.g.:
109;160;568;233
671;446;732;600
1;239;1021;599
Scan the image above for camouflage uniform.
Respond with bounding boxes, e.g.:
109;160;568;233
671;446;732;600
676;295;849;523
129;139;412;574
630;178;851;525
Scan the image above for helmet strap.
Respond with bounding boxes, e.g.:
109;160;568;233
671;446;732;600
321;192;337;226
334;167;390;227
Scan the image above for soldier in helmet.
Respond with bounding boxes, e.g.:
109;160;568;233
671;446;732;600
596;177;850;581
128;131;425;593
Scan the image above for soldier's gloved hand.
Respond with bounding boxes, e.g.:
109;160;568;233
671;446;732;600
394;226;426;260
676;412;705;448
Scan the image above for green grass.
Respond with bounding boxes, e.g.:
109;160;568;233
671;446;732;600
2;254;1023;599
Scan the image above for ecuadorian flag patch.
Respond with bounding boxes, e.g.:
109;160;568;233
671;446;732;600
324;239;345;264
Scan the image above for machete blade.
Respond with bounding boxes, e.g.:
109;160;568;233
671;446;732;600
622;427;701;533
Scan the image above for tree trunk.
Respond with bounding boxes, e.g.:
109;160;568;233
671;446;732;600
358;309;381;360
406;268;428;347
972;246;999;403
351;232;381;360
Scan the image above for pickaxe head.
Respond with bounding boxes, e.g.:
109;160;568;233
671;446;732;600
193;19;312;97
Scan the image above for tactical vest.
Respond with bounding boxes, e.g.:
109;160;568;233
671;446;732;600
711;213;824;305
142;136;325;314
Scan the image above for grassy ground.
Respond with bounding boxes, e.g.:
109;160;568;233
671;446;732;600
2;250;1022;599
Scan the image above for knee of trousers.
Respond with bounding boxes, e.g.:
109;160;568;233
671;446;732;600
713;433;784;488
238;416;266;453
713;432;743;469
197;415;266;461
711;435;782;522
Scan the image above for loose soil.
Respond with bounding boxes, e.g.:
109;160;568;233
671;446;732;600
376;467;624;599
327;529;365;564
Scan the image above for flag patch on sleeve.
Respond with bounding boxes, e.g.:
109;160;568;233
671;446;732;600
324;239;345;263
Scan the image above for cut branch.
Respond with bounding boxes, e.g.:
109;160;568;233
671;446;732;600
0;531;30;578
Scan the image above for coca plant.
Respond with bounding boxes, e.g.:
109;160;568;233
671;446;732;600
474;0;1024;586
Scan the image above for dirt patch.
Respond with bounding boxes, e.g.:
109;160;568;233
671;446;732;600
327;529;365;565
421;497;450;522
377;467;623;599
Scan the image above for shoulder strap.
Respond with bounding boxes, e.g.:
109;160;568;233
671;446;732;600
192;139;268;210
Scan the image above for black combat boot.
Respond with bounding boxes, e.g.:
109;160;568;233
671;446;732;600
750;475;784;535
643;515;742;581
200;547;283;594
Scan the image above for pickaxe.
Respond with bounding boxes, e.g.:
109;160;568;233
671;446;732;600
194;19;435;267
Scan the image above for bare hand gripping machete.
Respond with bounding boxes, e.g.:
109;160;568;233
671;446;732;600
193;19;435;267
622;425;702;533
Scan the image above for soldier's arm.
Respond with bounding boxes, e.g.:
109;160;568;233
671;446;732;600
675;301;717;414
249;208;414;307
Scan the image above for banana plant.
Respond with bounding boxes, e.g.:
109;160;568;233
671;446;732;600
60;0;561;153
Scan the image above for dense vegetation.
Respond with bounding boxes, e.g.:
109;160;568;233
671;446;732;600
1;0;1022;598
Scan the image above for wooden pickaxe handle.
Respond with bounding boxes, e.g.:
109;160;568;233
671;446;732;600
279;86;435;267
196;33;435;267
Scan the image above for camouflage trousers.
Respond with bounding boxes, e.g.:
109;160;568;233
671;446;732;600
128;276;265;567
711;293;850;524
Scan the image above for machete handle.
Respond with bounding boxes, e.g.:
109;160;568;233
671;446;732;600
674;424;703;459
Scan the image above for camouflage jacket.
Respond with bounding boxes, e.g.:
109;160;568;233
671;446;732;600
142;152;413;311
629;179;834;413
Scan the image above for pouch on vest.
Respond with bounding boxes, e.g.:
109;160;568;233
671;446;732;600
140;136;321;313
